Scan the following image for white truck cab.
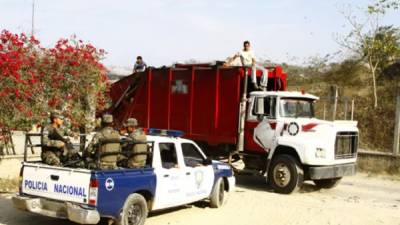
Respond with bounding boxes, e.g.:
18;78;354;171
246;91;358;193
147;135;234;210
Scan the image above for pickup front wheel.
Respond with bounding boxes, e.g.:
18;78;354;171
210;178;226;208
117;193;148;225
268;154;303;194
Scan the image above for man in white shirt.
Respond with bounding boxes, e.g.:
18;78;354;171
225;41;256;67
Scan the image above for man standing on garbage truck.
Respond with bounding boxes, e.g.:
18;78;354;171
226;41;256;67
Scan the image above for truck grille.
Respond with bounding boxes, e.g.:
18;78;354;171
335;132;358;159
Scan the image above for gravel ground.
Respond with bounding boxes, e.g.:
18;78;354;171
0;173;399;225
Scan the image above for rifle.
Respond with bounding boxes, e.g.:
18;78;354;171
49;127;77;157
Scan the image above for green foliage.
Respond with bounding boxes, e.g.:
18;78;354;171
338;0;400;107
368;0;400;14
0;31;109;131
363;26;400;75
322;59;368;86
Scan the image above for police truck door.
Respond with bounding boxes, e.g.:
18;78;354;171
181;142;214;203
152;142;186;210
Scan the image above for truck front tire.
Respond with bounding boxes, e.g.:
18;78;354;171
117;193;148;225
210;178;226;208
313;178;342;189
268;154;303;194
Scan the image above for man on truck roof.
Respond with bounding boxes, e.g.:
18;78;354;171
133;56;147;73
226;40;256;67
85;114;121;170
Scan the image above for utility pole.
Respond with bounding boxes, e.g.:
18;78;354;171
31;0;35;37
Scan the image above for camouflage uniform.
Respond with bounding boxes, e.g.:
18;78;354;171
41;125;64;166
124;118;148;168
41;111;76;166
85;114;121;170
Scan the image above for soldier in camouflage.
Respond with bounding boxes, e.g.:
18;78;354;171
41;111;78;166
123;118;148;168
85;114;121;170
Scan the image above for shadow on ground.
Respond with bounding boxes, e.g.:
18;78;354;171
235;174;322;193
0;194;75;225
0;193;214;225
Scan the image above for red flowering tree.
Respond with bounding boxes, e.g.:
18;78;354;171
0;30;42;129
39;37;109;131
0;30;109;131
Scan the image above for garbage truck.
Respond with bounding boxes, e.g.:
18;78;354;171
109;63;358;194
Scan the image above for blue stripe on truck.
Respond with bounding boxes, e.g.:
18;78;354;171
212;161;234;188
93;167;156;218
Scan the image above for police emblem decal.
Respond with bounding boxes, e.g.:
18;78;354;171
194;171;204;189
172;80;188;94
105;178;114;191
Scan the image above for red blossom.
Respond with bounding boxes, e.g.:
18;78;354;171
1;30;109;129
15;89;20;98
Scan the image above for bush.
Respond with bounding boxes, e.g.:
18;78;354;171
0;30;109;131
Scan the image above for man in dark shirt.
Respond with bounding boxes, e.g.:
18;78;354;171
133;56;147;73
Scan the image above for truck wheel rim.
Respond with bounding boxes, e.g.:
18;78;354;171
127;204;142;225
273;163;291;188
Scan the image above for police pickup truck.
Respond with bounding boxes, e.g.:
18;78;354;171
12;129;235;225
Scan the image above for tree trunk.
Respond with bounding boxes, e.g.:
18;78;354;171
368;58;379;108
371;68;378;108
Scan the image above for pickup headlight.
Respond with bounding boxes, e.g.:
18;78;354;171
315;148;326;158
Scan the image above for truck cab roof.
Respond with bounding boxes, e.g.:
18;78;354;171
146;135;196;144
147;135;184;142
250;91;319;100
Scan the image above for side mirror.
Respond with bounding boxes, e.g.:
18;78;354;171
254;98;265;115
203;158;212;166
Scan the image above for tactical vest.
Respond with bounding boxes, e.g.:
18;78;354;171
98;127;121;167
128;130;148;168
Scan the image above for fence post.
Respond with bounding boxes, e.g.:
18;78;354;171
351;99;355;120
323;103;326;120
344;98;348;120
24;133;28;162
393;92;400;155
330;85;338;121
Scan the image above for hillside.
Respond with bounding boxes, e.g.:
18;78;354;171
282;59;400;152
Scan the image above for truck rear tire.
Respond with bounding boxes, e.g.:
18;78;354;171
210;178;226;208
268;154;303;194
313;178;342;189
117;193;148;225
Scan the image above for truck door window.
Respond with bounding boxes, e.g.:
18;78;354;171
182;143;205;167
159;143;178;169
252;97;276;118
280;98;315;118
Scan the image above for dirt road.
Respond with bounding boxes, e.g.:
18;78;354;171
0;173;399;225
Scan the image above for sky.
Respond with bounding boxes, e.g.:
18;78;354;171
1;0;399;68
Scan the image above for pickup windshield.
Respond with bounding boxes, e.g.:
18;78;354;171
280;98;315;118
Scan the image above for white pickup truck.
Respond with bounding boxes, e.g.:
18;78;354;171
12;130;235;225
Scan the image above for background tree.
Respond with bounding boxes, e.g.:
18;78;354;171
338;0;399;108
0;30;42;129
0;30;109;132
40;37;109;131
364;26;400;76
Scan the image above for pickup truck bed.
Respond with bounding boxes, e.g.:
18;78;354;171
14;162;156;224
13;135;235;225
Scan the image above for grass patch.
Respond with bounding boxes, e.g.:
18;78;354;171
0;178;19;193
